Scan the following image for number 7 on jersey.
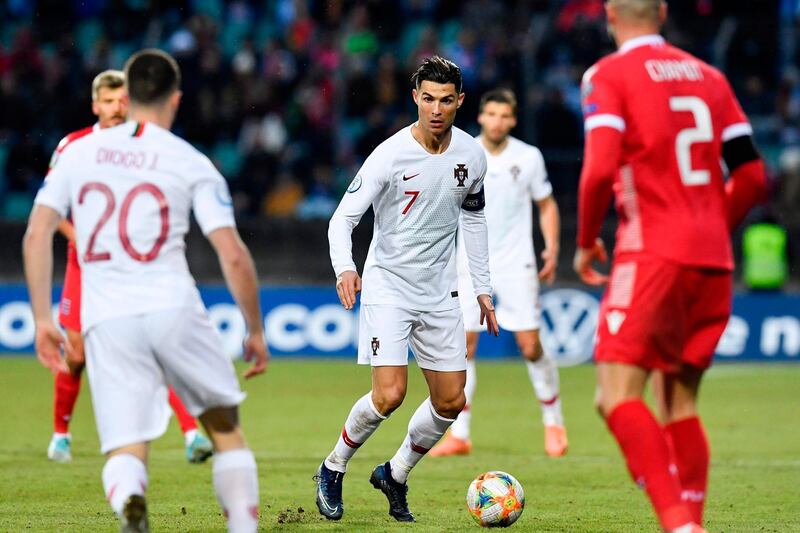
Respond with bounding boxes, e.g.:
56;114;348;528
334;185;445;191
402;190;420;215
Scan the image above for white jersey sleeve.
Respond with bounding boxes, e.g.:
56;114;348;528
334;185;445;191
328;147;391;277
528;146;553;201
459;151;491;296
34;150;74;218
191;155;236;235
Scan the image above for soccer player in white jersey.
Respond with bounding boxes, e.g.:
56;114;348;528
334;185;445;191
315;56;499;523
430;89;569;458
24;49;267;533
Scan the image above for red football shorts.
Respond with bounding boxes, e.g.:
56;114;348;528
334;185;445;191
58;245;81;332
594;254;732;372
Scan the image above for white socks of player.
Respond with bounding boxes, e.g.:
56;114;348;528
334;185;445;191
389;397;455;484
102;454;148;516
325;391;387;473
213;448;259;533
450;359;476;440
526;353;564;426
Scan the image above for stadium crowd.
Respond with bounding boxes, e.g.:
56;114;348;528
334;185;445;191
0;0;797;225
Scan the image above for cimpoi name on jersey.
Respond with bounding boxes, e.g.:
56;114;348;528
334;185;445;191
454;164;468;187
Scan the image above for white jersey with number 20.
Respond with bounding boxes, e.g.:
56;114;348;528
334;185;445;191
34;120;236;332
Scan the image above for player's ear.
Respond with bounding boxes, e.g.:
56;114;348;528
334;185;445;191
170;90;182;110
412;88;419;105
605;1;616;24
457;92;465;109
658;1;667;24
91;100;100;118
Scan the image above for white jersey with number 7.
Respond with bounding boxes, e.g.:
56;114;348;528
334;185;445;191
34;120;236;332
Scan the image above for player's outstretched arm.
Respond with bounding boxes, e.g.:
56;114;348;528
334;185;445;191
208;227;268;379
23;205;69;374
536;195;560;285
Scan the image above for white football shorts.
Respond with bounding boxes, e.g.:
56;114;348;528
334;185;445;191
459;271;542;333
83;305;245;454
358;305;467;372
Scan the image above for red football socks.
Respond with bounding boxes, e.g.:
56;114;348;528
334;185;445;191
606;399;693;531
54;371;81;433
168;388;198;433
665;416;709;525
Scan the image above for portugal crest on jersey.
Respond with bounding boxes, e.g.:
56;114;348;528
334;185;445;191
454;164;468;187
371;337;380;356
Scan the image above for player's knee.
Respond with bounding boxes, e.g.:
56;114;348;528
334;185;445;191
66;348;85;374
521;340;543;362
431;392;466;420
372;387;406;416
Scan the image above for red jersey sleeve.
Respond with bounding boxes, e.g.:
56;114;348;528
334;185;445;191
581;62;626;134
577;61;625;248
713;72;752;143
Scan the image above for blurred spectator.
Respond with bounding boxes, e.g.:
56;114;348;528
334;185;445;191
0;0;790;231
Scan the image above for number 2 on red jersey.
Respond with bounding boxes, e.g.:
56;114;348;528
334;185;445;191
670;96;713;186
79;182;170;263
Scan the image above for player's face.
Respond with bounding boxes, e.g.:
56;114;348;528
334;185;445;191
413;80;464;136
478;102;517;144
92;87;128;129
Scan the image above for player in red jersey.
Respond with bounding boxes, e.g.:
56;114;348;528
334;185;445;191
47;70;213;465
574;1;766;532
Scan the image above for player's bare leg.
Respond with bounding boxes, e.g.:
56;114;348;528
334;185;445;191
656;365;708;526
103;443;150;533
375;368;465;522
517;329;567;456
49;328;85;463
430;332;478;457
316;366;406;520
200;406;259;533
597;362;697;532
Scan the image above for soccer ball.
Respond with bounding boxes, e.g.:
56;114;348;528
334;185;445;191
466;471;525;527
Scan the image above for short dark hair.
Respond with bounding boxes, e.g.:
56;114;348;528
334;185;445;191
411;56;462;93
479;88;518;115
124;49;181;106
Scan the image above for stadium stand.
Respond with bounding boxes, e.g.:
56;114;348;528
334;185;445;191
0;0;796;283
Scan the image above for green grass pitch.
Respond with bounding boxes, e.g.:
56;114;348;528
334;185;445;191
0;357;798;532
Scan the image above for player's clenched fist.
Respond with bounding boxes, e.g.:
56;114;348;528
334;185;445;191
336;270;362;310
477;294;500;337
242;330;269;379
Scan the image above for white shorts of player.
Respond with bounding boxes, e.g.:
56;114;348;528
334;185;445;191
358;305;467;372
83;305;245;454
458;271;542;333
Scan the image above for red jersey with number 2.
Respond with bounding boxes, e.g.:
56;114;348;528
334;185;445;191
580;35;751;271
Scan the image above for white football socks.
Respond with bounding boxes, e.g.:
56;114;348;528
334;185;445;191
102;453;148;516
389;397;455;484
213;448;259;533
526;353;564;426
325;391;386;473
450;359;476;441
